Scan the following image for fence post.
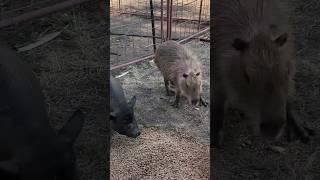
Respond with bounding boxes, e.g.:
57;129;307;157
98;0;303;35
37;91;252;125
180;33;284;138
198;0;203;31
166;0;170;41
149;0;156;52
161;0;164;42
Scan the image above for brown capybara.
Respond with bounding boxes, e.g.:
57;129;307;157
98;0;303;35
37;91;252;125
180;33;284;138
154;40;207;108
213;0;314;147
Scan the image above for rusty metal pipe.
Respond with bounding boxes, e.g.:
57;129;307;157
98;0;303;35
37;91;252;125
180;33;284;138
110;54;155;70
198;0;203;31
160;0;164;42
0;0;91;28
117;11;210;23
169;0;173;40
149;0;156;53
178;27;209;44
166;0;170;40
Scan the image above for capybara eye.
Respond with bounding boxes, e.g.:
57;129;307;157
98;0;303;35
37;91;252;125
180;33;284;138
196;72;200;76
183;74;188;78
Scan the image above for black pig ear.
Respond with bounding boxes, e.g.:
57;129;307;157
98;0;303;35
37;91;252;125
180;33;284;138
232;38;249;51
274;33;287;47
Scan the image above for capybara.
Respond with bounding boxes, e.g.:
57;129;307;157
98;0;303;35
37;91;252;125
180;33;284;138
213;0;314;147
110;75;141;138
0;38;85;179
154;40;208;108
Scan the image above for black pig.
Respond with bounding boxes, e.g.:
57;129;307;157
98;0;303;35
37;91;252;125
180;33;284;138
110;76;140;138
0;39;85;180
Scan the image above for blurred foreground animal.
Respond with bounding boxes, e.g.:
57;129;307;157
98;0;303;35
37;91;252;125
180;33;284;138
213;0;315;148
0;39;85;180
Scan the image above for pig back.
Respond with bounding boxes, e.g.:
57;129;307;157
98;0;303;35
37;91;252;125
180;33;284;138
110;76;130;112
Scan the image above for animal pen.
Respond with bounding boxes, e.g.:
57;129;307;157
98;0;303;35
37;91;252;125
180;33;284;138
110;0;210;70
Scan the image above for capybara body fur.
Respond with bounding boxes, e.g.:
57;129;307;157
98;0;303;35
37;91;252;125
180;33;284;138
213;0;314;147
154;40;207;107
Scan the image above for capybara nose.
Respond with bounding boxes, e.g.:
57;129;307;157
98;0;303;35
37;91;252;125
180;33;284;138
191;99;198;105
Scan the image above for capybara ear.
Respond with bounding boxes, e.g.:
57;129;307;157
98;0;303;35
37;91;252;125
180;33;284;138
232;38;249;52
274;32;288;47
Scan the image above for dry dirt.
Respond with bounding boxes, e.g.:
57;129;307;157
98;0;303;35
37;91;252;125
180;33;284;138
212;0;320;180
110;41;210;179
111;127;209;179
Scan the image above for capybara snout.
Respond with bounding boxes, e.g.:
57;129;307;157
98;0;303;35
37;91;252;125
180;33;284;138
181;71;202;105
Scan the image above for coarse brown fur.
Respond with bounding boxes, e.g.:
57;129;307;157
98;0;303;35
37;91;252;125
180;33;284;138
154;40;207;107
213;0;314;147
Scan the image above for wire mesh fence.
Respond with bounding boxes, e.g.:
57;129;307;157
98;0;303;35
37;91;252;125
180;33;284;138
110;0;210;70
0;0;64;20
0;0;209;70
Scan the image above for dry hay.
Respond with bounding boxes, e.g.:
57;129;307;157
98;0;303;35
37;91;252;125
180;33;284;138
110;127;209;179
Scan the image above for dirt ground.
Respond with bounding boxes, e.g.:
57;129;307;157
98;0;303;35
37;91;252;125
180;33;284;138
111;127;209;179
212;0;320;179
0;2;107;179
110;41;210;179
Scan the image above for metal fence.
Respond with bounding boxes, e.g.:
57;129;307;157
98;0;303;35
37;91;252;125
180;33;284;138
0;0;94;28
110;0;210;70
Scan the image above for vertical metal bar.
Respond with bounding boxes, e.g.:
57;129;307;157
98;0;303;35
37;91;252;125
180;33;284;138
198;0;203;31
166;0;170;40
169;0;173;40
118;0;121;10
161;0;164;42
150;0;156;52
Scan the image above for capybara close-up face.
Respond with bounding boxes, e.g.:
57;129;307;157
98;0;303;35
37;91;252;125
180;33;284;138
232;32;290;139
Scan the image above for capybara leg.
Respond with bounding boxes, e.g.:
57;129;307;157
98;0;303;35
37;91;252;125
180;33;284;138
164;78;174;96
200;95;208;107
172;90;181;108
286;101;315;144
